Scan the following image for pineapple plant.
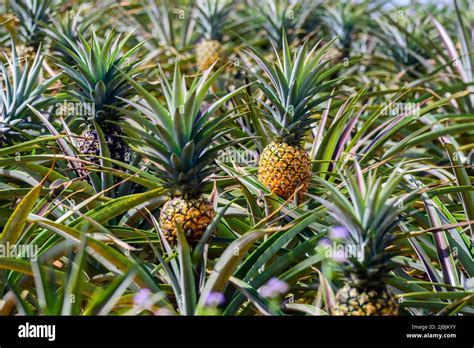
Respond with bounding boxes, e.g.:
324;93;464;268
322;2;358;59
317;165;408;316
373;14;433;77
246;34;341;201
123;62;247;245
8;0;56;59
53;30;142;169
0;43;58;146
249;0;319;49
195;0;234;71
1;0;473;321
133;0;197;54
41;9;98;65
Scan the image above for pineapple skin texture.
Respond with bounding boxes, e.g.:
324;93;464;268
16;44;36;60
2;45;36;64
258;142;311;201
78;126;101;164
333;285;399;316
159;196;216;245
196;39;222;71
78;125;131;165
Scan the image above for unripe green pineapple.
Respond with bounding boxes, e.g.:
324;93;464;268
78;124;131;166
54;30;141;175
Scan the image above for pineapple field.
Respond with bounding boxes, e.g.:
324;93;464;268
0;0;473;321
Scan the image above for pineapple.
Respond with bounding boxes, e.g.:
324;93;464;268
246;34;341;201
195;0;234;71
316;165;408;316
0;43;58;146
196;39;222;71
53;30;142;170
258;142;311;201
123;62;246;245
159;196;216;245
334;285;398;316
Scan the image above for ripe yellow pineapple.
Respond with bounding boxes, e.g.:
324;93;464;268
258;142;311;201
333;285;398;316
196;39;223;71
195;0;233;71
159;196;216;245
247;34;341;201
124;62;246;246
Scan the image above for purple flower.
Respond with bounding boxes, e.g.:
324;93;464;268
330;226;350;239
259;278;289;298
134;288;151;307
204;292;225;307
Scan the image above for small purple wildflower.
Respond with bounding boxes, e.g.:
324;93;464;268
259;278;289;298
134;288;151;307
204;292;225;307
330;226;350;239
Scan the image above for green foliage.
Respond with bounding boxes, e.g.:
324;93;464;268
0;0;473;317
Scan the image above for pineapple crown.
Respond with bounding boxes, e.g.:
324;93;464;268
249;0;318;48
41;10;96;65
0;42;58;142
140;0;197;50
374;14;431;68
251;0;296;47
316;163;410;290
323;2;360;56
10;0;56;48
246;33;342;146
196;0;234;41
122;62;248;196
54;29;142;122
